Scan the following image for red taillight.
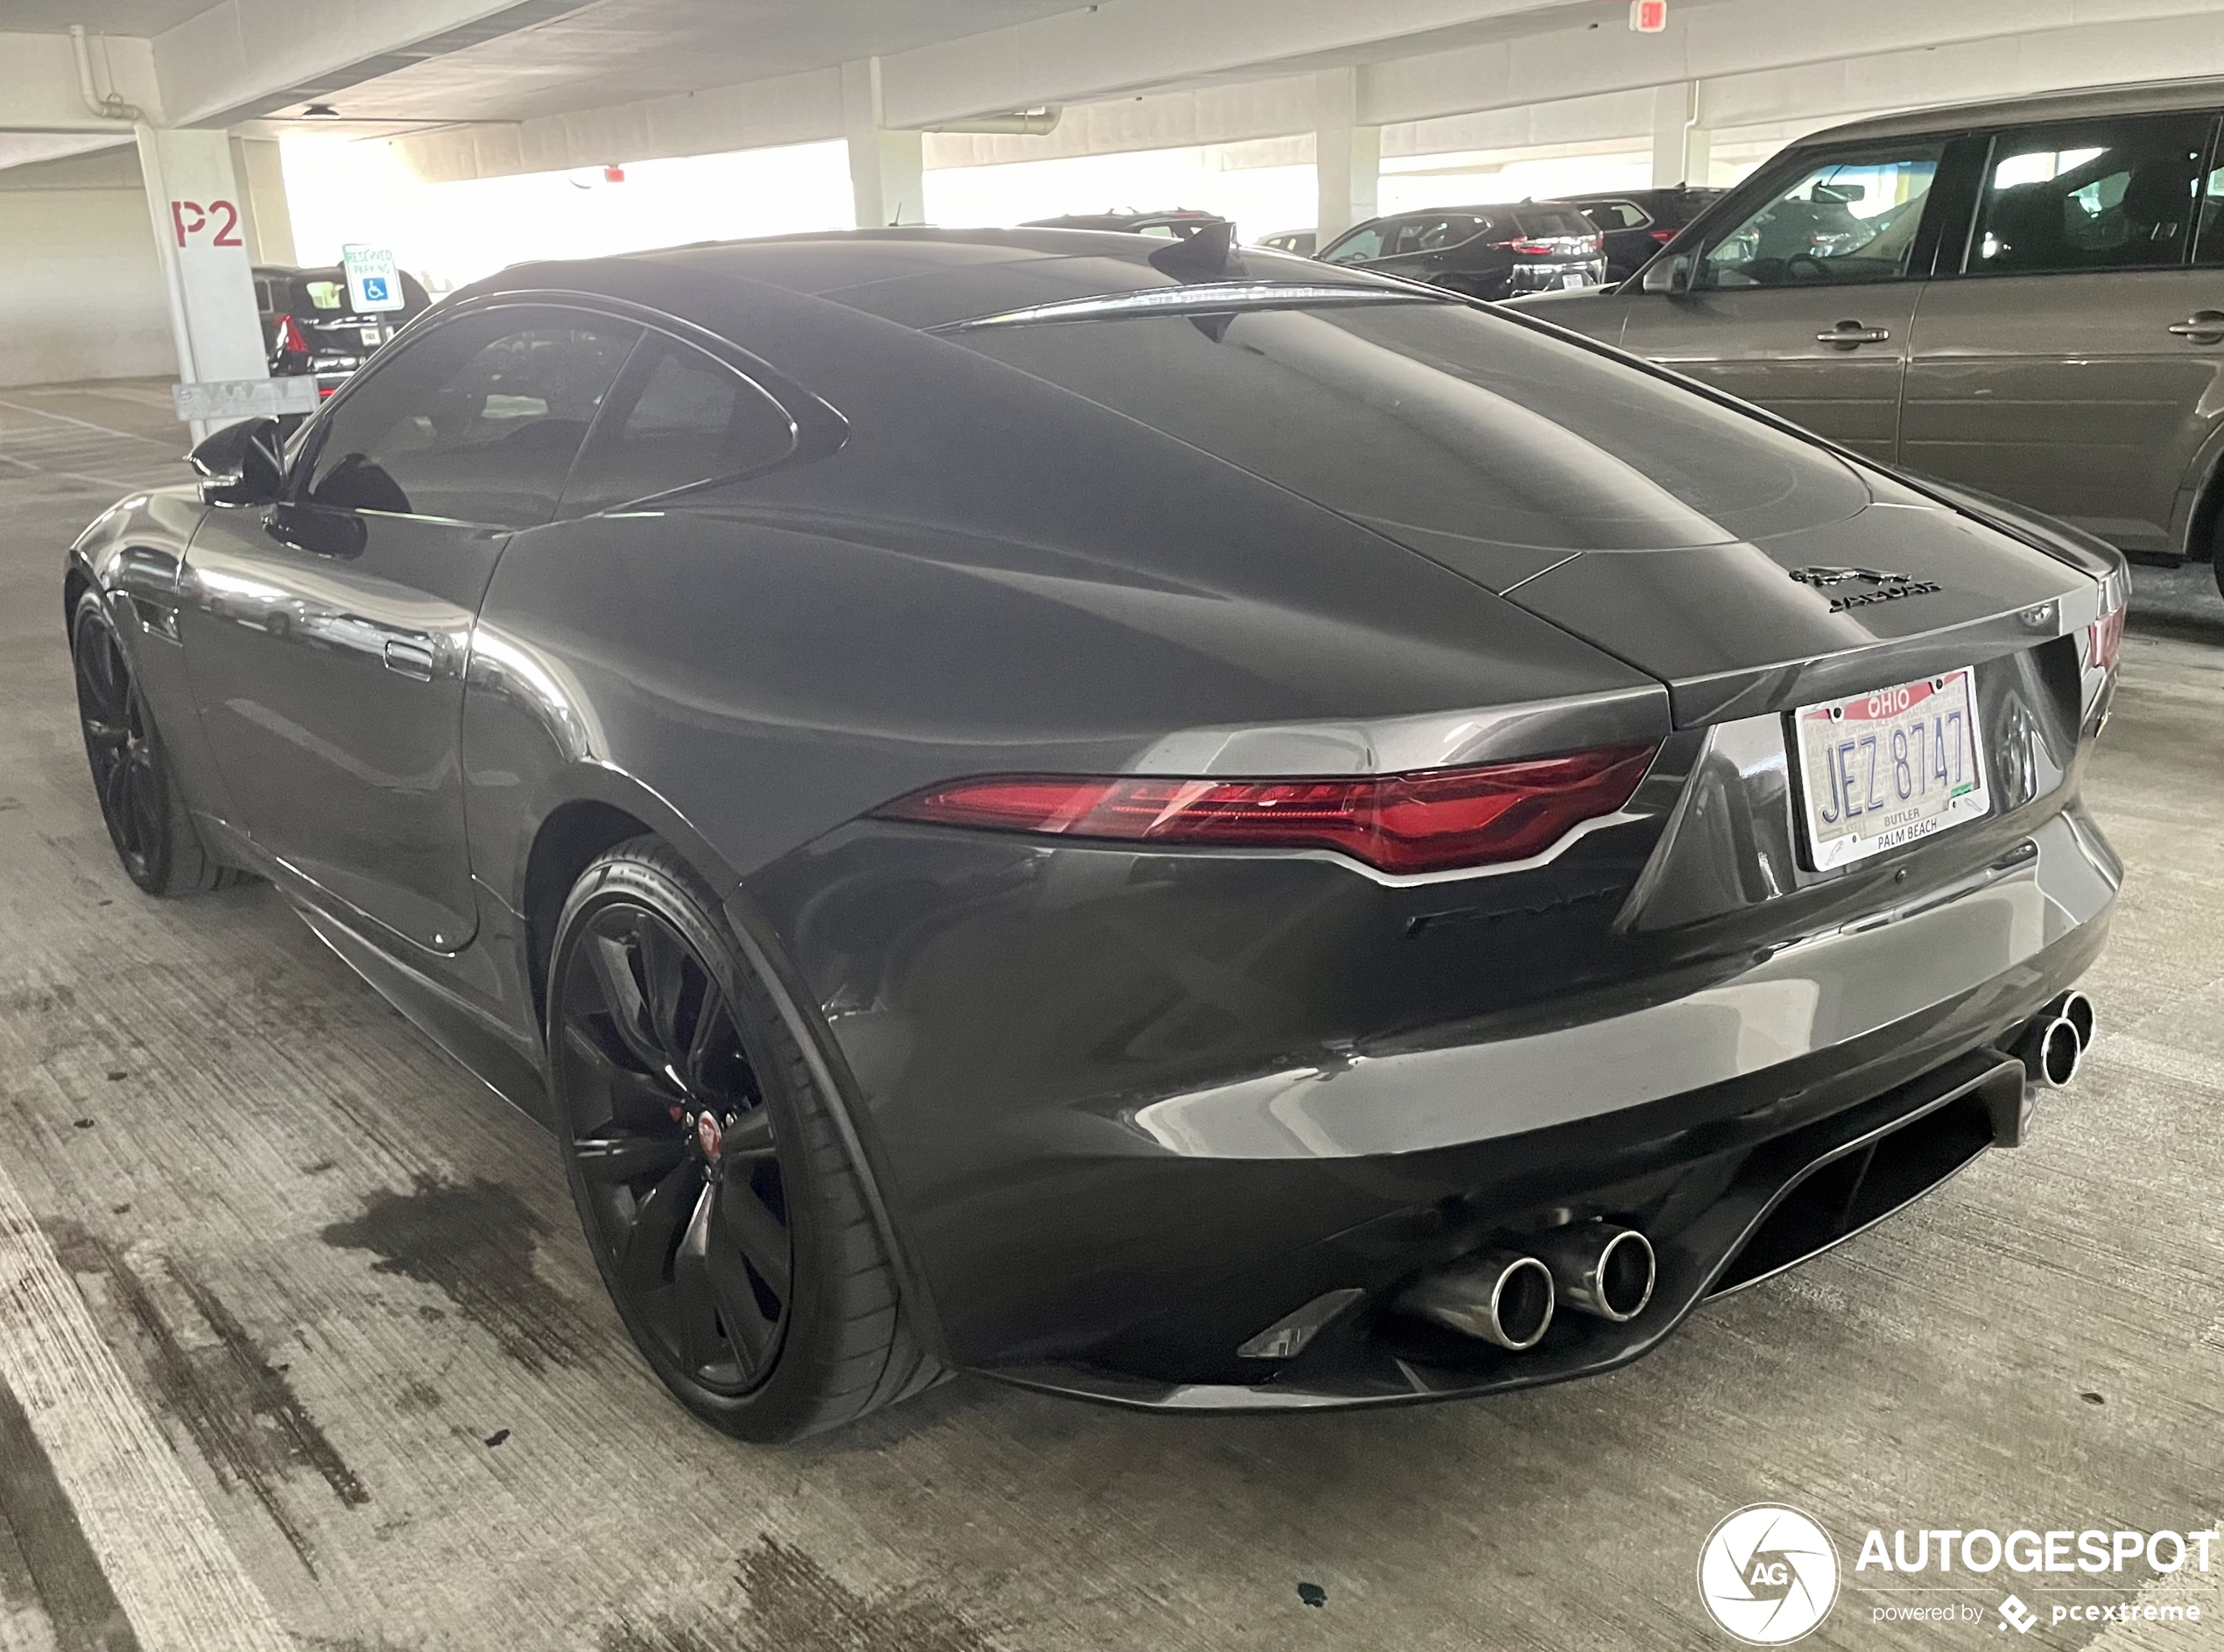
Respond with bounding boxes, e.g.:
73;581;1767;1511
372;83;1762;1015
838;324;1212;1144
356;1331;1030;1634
274;313;308;354
1499;239;1553;257
2087;607;2125;671
318;385;337;398
875;745;1659;875
1650;228;1677;242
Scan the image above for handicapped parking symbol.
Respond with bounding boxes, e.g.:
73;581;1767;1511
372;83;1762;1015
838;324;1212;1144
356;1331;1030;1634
362;276;390;302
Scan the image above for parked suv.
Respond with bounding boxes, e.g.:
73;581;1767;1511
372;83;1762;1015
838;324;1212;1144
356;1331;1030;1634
255;263;433;399
1510;79;2224;591
1316;204;1606;298
1564;186;1723;283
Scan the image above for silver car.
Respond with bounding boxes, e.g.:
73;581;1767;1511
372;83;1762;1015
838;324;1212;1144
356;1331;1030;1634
1513;78;2224;595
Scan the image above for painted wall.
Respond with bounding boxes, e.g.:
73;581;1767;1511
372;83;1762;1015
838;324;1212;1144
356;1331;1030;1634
0;147;176;389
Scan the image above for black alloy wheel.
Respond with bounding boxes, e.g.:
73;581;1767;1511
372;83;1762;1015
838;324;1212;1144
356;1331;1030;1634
555;901;791;1394
546;838;942;1440
73;601;167;891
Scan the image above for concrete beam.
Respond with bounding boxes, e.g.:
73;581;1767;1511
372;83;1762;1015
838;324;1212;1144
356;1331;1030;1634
1649;82;1707;189
133;125;267;439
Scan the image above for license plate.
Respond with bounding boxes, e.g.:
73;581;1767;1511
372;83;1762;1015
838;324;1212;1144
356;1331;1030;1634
359;327;384;346
1562;271;1592;288
1790;668;1989;870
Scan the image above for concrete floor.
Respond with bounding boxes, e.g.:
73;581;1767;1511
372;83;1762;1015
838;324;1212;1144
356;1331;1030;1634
0;380;2220;1652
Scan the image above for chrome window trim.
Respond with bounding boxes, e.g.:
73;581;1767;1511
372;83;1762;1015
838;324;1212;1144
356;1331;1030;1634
930;281;1447;332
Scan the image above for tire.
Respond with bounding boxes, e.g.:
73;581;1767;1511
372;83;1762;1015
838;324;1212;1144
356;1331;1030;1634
69;588;239;897
545;835;942;1441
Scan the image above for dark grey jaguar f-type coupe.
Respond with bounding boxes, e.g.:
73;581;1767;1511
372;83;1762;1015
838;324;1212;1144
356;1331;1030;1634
67;226;2124;1440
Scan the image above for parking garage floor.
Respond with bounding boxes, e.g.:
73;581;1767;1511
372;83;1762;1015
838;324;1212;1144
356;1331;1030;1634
0;380;2219;1652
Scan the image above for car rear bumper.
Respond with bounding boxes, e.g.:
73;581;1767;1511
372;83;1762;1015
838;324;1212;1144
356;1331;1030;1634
743;798;2117;1404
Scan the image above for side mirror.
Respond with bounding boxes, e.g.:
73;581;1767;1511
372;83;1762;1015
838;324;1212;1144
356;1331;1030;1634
188;416;285;507
1642;251;1697;295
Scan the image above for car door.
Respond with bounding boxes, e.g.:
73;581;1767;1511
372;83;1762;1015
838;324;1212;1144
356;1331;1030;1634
1615;138;1957;463
179;303;639;951
1901;111;2222;553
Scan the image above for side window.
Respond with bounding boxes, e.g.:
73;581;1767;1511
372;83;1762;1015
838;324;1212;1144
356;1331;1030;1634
303;307;639;529
1320;223;1388;264
1585;201;1649;231
1968;116;2209;275
563;337;796;513
1700;144;1944;288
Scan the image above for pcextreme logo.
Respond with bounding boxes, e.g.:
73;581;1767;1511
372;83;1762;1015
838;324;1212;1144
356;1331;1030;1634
1698;1503;1841;1644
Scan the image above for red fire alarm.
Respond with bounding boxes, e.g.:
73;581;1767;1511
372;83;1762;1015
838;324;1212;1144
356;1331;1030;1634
1630;0;1667;31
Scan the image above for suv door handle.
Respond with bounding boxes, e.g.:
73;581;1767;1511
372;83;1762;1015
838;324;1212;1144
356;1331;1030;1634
1819;322;1891;348
2165;311;2224;339
383;638;435;680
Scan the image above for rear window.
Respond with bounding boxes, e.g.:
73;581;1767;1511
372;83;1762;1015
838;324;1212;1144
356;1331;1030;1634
949;302;1869;552
1511;207;1597;239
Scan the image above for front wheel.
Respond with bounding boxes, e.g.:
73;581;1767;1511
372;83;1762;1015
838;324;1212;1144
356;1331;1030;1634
69;589;236;896
545;837;941;1441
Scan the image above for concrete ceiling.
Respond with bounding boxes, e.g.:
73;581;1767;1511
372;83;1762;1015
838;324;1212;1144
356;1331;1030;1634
3;1;209;31
236;0;1084;123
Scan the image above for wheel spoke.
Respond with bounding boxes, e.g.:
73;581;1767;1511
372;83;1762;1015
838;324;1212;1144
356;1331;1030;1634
703;1210;779;1374
126;756;162;857
562;1022;681;1125
683;985;736;1095
717;1107;774;1162
634;915;690;1061
584;929;664;1073
81;718;129;747
671;1184;730;1377
617;1159;698;1297
573;1128;686;1185
716;1175;790;1295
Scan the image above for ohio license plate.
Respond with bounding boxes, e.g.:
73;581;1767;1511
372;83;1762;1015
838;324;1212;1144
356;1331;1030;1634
1790;669;1989;870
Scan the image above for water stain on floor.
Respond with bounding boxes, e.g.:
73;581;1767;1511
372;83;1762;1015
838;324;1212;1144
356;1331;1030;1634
46;1222;368;1577
597;1535;997;1652
320;1177;588;1374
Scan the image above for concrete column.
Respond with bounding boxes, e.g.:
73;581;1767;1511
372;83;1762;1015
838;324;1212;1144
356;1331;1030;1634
1314;68;1380;242
229;136;296;265
134;126;267;440
841;59;925;228
1650;81;1712;188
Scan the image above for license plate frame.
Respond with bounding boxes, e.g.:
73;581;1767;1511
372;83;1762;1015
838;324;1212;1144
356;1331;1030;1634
1788;668;1990;871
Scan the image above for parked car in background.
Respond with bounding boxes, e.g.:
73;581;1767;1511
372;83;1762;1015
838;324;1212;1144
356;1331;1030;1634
1510;78;2224;594
1021;209;1228;239
1316;203;1606;297
1564;186;1724;282
255;263;433;399
1256;228;1316;254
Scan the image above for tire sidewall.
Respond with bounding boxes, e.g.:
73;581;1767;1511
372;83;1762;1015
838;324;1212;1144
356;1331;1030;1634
546;850;841;1440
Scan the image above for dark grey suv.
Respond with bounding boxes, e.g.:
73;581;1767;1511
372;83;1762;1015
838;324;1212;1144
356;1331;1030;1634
1513;78;2224;594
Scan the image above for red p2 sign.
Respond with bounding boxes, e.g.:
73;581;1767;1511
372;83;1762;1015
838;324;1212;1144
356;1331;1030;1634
172;199;243;248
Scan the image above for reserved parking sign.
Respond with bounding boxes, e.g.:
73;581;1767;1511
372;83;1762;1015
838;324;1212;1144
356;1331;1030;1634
341;243;406;313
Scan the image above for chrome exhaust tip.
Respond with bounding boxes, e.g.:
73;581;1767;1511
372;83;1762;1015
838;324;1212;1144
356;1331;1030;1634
2018;1013;2082;1089
2054;989;2095;1051
1398;1250;1556;1351
1533;1224;1656;1323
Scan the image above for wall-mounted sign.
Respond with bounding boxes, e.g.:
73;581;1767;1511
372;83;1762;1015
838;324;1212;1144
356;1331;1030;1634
1630;0;1668;31
341;243;406;313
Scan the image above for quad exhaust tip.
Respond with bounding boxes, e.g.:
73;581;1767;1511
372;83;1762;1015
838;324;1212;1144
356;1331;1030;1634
1399;1250;1556;1351
1534;1224;1657;1324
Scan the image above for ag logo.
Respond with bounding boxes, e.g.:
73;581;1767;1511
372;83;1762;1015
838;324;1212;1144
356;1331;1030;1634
1697;1503;1840;1644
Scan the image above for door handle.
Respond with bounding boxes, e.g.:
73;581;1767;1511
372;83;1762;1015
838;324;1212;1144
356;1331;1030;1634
2165;311;2224;339
1819;322;1891;348
382;639;435;681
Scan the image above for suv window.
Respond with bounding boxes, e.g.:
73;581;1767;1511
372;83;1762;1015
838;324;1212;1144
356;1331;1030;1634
303;306;639;528
1320;222;1389;264
1583;201;1650;231
564;336;796;512
1390;214;1481;254
1701;144;1943;288
1967;115;2209;275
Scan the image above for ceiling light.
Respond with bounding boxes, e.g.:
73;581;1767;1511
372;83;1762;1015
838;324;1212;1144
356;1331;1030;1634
301;103;341;121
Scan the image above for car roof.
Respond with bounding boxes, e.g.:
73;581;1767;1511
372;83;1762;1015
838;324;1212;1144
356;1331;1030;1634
473;226;1381;331
1801;75;2224;145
